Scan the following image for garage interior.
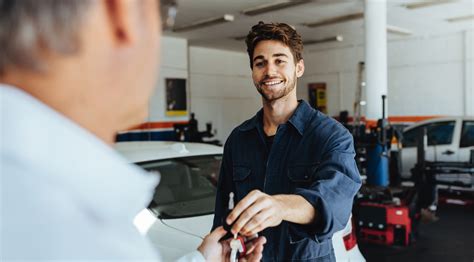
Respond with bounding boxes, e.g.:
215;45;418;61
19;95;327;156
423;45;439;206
116;0;474;261
2;0;473;261
119;0;473;145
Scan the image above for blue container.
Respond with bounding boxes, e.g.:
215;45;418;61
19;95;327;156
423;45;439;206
366;144;389;186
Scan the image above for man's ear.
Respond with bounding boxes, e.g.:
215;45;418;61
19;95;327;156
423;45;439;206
296;59;305;78
104;0;137;45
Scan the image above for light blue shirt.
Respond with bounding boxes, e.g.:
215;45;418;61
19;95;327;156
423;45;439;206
0;84;204;261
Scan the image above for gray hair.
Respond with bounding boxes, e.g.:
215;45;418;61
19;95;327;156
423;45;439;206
0;0;178;75
0;0;92;75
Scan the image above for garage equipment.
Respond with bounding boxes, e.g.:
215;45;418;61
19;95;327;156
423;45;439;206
353;61;365;133
354;185;417;246
412;159;474;209
365;95;390;187
173;113;221;145
357;202;411;246
411;128;474;210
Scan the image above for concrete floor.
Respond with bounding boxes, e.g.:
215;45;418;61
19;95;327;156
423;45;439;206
358;204;474;262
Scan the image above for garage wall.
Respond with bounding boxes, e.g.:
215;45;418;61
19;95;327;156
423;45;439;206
299;29;474;118
188;47;261;143
117;36;190;142
148;36;189;123
142;32;472;143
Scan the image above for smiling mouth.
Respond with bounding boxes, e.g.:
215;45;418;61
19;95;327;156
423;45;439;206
261;80;284;86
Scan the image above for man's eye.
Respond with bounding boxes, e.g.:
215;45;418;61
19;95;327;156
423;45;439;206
255;62;264;67
276;59;286;65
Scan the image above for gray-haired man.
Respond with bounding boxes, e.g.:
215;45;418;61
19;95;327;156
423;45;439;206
0;0;265;260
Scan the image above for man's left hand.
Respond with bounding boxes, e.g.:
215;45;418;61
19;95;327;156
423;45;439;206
226;190;286;236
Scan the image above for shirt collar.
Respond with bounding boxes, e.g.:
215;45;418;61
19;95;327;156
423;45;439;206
1;84;158;220
288;100;314;136
238;100;314;136
239;108;263;132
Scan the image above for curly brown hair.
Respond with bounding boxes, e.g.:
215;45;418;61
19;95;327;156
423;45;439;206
245;21;303;69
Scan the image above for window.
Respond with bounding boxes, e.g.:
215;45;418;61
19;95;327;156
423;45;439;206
460;121;474;148
426;121;455;146
137;154;222;219
403;125;426;148
403;121;455;148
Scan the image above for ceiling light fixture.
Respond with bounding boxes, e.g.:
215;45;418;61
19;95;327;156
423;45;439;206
241;0;312;16
386;25;413;36
302;12;364;28
232;35;246;41
402;0;457;9
303;35;344;45
446;14;474;22
173;14;234;33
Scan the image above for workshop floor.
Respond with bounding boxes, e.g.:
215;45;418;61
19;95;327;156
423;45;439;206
358;204;474;262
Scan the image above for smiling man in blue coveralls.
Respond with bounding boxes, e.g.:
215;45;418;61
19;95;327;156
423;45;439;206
212;21;362;261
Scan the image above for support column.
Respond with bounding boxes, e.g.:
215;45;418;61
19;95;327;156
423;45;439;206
463;30;473;116
364;0;388;120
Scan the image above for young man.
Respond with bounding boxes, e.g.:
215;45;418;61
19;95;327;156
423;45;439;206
0;0;265;260
212;22;362;261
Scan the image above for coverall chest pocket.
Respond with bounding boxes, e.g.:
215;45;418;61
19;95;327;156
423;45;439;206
287;163;319;189
232;165;252;201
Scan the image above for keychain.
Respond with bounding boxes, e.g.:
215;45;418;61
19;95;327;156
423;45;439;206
228;192;243;262
226;192;258;261
229;236;245;262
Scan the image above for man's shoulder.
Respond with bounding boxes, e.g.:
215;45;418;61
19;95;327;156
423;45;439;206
230;115;259;136
305;111;350;137
318;112;345;129
2;160;159;260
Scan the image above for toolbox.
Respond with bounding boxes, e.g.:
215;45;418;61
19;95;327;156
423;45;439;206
357;202;411;246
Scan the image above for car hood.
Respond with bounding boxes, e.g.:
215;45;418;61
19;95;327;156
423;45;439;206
134;209;214;260
160;214;215;238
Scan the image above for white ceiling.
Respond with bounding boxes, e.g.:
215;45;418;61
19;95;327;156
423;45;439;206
164;0;474;53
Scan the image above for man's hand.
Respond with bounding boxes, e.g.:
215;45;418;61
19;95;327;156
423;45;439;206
197;226;227;261
226;190;286;237
226;190;317;237
239;236;267;261
197;226;267;261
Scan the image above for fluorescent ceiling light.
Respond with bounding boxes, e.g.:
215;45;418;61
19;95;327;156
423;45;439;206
302;12;364;28
446;14;474;22
387;25;413;36
173;14;234;33
232;35;246;41
402;0;457;9
242;0;312;16
303;35;343;45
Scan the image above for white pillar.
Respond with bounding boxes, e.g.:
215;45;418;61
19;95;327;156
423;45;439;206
364;0;388;120
463;30;473;116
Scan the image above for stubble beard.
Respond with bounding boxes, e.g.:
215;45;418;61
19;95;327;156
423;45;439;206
255;73;297;103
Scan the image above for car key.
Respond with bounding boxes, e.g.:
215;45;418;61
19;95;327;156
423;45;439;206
229;236;245;262
222;192;235;239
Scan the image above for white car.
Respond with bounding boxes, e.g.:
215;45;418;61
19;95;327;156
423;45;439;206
400;116;474;186
116;141;365;261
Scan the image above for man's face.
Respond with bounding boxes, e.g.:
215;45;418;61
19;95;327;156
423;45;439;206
251;40;304;102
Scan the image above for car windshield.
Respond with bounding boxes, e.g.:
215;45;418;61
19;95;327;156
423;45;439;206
137;154;222;219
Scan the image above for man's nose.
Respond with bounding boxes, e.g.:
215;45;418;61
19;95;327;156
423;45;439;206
264;62;277;75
